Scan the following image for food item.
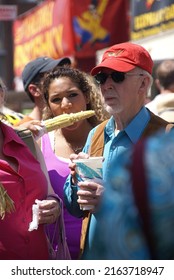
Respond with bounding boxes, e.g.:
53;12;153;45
28;200;43;231
43;110;95;132
0;183;15;219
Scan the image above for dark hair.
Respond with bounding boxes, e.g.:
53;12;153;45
42;66;109;126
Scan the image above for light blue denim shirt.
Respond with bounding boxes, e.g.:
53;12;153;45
64;106;150;257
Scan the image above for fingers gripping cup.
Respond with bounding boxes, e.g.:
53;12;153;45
73;157;103;210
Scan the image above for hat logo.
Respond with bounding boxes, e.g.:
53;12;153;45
107;49;124;58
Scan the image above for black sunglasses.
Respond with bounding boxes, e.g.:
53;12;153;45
94;71;144;85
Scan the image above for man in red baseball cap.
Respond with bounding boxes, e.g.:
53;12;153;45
64;42;173;259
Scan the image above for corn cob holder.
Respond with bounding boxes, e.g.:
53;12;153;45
43;110;95;132
0;183;15;219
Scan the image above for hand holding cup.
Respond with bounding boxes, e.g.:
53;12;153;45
73;156;104;210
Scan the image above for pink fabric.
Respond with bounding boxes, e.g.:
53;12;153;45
0;122;49;260
41;133;82;259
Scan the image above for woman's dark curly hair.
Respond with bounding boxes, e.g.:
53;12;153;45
42;66;109;127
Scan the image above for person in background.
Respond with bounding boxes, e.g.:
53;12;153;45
39;66;109;259
146;60;174;122
86;128;174;259
0;81;61;260
0;78;24;126
64;42;173;259
14;56;71;126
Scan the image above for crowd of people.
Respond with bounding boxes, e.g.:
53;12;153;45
1;40;174;260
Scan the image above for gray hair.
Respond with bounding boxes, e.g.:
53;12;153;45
141;69;153;92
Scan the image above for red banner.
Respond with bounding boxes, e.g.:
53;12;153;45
13;0;74;77
71;0;129;57
13;0;129;77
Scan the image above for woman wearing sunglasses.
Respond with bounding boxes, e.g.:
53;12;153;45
64;42;173;259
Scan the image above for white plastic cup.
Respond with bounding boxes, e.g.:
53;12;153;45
73;157;103;210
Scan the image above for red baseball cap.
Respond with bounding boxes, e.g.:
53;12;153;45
91;42;153;75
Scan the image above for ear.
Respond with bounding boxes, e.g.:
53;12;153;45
28;84;41;97
140;76;149;91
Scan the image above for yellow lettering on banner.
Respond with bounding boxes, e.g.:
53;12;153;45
164;5;174;21
134;9;165;30
131;20;174;40
53;25;64;56
14;25;64;75
14;1;54;43
133;4;174;31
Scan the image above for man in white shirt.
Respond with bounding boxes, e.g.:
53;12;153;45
146;59;174;122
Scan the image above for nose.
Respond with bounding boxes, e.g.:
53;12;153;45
101;76;113;91
61;97;72;109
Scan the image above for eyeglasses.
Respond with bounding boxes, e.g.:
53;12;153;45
94;71;144;85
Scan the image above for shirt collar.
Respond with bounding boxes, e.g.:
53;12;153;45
104;107;150;144
105;116;116;139
125;106;150;143
0;121;24;145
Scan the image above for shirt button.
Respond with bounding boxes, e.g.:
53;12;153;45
22;218;26;223
25;237;30;244
19;177;23;182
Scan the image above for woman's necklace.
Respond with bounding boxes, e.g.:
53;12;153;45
53;130;83;154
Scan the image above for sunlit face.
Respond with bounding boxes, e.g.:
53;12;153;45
47;77;89;130
99;68;144;115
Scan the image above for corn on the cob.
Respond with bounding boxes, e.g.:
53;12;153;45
0;183;15;220
43;110;95;132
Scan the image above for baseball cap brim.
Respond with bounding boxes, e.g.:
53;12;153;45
91;58;136;75
39;57;71;73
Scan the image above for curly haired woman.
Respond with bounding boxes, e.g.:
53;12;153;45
40;66;109;259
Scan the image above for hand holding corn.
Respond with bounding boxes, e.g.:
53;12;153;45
14;110;95;140
0;183;15;219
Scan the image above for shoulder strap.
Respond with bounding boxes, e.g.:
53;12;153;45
131;139;156;259
16;129;37;158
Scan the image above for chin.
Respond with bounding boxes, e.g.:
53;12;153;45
105;105;122;115
105;106;116;115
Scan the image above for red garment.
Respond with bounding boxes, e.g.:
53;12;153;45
0;122;49;260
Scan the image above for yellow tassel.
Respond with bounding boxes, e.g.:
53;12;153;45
0;183;15;220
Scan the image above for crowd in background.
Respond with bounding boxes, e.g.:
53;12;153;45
1;41;174;260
